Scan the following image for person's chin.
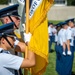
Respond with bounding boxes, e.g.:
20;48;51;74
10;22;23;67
14;25;19;29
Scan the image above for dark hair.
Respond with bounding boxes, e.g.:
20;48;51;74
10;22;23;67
0;18;4;24
0;37;2;40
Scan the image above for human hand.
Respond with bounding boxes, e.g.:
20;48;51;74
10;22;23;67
24;32;32;43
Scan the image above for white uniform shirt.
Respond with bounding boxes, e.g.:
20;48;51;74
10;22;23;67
65;27;74;46
71;27;75;37
62;29;66;43
57;28;66;46
48;26;53;36
52;27;57;42
0;48;24;75
55;34;58;42
58;29;63;45
52;27;57;36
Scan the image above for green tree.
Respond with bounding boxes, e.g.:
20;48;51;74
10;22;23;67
0;0;8;4
67;0;75;6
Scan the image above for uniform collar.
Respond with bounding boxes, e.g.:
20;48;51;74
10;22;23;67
0;48;10;54
68;26;71;29
0;48;4;52
67;26;71;30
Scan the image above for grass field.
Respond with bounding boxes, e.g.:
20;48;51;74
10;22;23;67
43;43;58;75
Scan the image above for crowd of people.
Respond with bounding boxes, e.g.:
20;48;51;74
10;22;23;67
48;18;75;75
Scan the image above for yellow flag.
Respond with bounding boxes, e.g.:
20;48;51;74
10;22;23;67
28;0;54;75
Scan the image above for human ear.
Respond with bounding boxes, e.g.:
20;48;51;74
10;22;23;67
1;38;5;44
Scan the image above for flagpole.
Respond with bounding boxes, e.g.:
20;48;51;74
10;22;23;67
24;0;29;75
25;0;29;58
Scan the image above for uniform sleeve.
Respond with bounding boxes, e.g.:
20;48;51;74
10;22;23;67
66;30;71;40
62;31;66;42
2;54;24;70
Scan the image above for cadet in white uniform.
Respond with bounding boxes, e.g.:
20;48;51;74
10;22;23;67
60;22;67;55
55;22;63;75
0;49;23;75
48;23;53;52
63;18;74;75
65;18;74;55
52;25;57;42
0;23;35;75
48;23;53;41
65;26;73;55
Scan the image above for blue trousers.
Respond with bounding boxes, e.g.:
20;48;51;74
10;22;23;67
73;39;75;51
55;45;74;75
49;36;55;52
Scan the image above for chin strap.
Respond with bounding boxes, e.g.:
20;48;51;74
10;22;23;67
8;15;18;29
3;35;14;48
